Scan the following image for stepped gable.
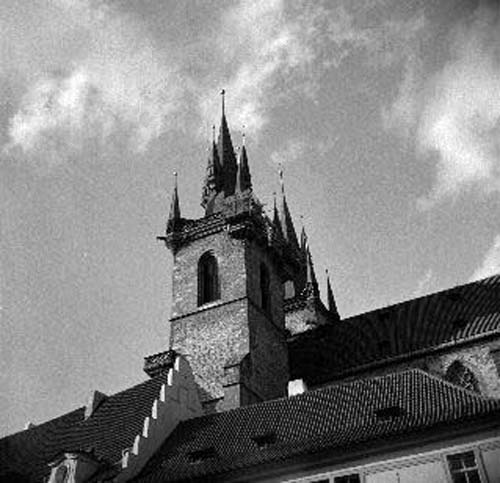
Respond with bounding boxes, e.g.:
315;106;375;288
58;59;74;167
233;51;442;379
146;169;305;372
289;274;500;385
133;369;500;482
0;374;168;483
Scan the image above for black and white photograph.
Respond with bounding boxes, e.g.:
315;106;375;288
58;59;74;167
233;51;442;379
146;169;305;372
1;1;500;482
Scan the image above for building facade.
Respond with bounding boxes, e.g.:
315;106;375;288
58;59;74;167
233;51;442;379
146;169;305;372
1;103;500;483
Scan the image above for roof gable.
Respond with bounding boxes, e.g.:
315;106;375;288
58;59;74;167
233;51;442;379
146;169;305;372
134;369;500;482
0;375;167;483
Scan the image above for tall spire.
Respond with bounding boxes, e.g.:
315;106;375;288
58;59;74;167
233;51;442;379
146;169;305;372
305;245;319;294
235;138;252;193
217;89;237;196
167;172;181;232
277;168;300;250
272;192;284;240
201;128;222;211
300;222;308;254
326;269;340;320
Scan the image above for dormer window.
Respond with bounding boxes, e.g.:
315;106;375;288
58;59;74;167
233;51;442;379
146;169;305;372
252;432;276;449
188;447;217;464
198;252;220;306
260;263;270;312
375;405;406;420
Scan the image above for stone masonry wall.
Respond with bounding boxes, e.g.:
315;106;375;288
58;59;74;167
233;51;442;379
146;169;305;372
170;230;247;319
332;338;500;398
169;228;289;407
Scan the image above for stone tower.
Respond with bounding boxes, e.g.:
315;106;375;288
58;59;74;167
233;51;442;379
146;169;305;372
155;95;305;412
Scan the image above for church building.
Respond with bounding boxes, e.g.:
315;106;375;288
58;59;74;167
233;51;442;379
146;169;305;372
1;97;500;483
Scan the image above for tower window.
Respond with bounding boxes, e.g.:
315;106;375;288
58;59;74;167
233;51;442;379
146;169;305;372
260;263;270;313
284;280;295;299
198;252;220;306
445;360;479;393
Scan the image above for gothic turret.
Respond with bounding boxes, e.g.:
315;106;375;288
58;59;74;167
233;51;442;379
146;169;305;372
201;127;222;211
167;172;181;233
201;91;253;215
326;269;340;322
303;245;320;299
277;169;300;250
235;139;252;194
300;225;308;254
217;90;238;197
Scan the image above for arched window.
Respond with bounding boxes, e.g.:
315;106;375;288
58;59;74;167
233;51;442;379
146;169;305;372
260;263;270;313
445;360;479;393
198;252;219;306
283;280;295;300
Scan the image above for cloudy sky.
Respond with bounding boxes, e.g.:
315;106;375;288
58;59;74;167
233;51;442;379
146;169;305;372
2;0;500;435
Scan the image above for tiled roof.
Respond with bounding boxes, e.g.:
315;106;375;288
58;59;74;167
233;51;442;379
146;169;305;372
289;275;500;385
0;374;167;483
133;369;500;483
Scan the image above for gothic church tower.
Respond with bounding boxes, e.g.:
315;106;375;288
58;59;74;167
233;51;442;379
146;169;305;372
148;94;338;412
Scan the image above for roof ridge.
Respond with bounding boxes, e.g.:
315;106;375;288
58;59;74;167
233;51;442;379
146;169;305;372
0;406;86;441
181;369;440;424
342;273;500;323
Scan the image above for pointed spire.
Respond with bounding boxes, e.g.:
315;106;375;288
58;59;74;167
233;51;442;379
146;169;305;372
272;192;284;240
300;221;308;254
201;131;222;210
217;89;237;196
305;245;319;293
326;269;340;320
167;172;181;232
277;168;300;249
235;142;252;193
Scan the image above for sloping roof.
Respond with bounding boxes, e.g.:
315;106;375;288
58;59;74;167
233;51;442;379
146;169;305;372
133;369;500;483
289;275;500;385
0;374;167;483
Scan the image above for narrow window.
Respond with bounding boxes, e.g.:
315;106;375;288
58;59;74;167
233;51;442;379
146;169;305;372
447;451;482;483
198;252;219;306
260;263;270;313
284;280;295;299
445;361;479;393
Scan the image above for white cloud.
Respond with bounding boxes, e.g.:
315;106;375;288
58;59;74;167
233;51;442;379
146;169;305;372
470;235;500;281
199;0;314;135
200;1;425;137
2;0;183;166
386;2;500;207
271;139;307;166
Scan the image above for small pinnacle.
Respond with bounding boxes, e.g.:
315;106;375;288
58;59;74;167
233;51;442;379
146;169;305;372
212;125;216;143
220;89;226;115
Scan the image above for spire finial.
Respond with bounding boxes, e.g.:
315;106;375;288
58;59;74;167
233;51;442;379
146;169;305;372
168;171;181;232
220;89;226;116
242;125;246;146
212;125;216;144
